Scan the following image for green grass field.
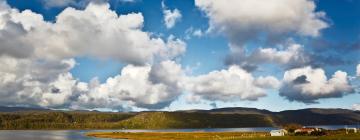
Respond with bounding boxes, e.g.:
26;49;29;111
87;132;360;140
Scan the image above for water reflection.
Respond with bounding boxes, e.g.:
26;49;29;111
115;127;277;133
0;130;103;140
0;128;276;140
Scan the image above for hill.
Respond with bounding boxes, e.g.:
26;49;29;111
0;107;359;129
273;108;360;125
0;106;49;112
116;112;274;129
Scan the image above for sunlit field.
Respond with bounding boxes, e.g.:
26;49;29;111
87;131;360;140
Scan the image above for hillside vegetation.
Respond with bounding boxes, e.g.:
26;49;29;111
0;107;359;130
116;112;274;129
0;111;134;129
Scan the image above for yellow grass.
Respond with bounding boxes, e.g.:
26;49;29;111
86;131;360;140
87;132;268;140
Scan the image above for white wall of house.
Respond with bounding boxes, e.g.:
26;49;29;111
270;130;286;136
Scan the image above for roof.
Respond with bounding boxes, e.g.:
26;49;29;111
295;128;316;132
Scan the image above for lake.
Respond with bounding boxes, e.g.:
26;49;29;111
0;125;357;140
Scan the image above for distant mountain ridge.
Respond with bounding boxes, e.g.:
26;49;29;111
0;106;49;112
0;106;359;129
201;107;273;114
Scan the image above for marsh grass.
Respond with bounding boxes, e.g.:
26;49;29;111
87;132;360;140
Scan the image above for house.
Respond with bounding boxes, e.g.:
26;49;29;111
294;128;316;134
346;128;357;133
270;129;288;136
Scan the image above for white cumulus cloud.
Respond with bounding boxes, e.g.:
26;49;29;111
352;104;360;111
162;1;182;29
280;66;354;103
0;1;186;65
227;43;311;71
195;0;328;46
73;60;185;110
185;27;204;39
0;0;186;110
185;65;280;102
0;55;79;107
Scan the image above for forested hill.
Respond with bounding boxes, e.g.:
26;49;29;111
0;107;359;130
0;106;49;112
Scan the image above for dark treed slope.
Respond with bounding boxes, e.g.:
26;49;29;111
116;112;274;129
0;107;359;130
0;106;49;112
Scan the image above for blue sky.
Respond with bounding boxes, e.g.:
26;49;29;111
0;0;359;111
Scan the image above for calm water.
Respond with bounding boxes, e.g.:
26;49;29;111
0;125;357;140
0;130;105;140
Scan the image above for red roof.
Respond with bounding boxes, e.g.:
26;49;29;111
295;128;315;132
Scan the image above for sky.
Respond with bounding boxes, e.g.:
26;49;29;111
0;0;359;112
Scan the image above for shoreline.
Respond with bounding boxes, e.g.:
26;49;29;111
86;131;270;140
0;124;354;131
0;126;280;131
86;131;360;140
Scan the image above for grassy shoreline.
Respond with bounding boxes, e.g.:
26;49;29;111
87;132;269;140
86;131;360;140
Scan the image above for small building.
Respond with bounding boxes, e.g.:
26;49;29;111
294;128;316;134
270;129;288;136
346;128;357;133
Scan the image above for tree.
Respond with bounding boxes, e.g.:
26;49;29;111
283;123;303;133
